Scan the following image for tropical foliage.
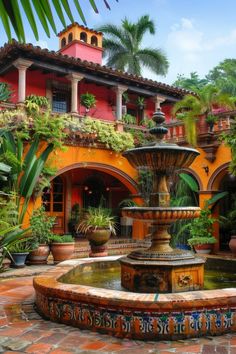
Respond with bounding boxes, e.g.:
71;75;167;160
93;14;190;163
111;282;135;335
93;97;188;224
0;0;117;42
187;209;216;246
172;85;235;146
173;72;208;92
30;206;55;245
0;82;11;102
98;15;169;76
0;130;54;224
221;117;236;175
207;59;236;96
82;117;134;152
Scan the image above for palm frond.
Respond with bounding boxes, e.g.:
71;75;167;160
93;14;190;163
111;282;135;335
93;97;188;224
137;48;169;76
1;0;115;42
135;15;155;44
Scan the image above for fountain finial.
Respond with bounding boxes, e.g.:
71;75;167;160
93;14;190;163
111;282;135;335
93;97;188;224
149;108;168;142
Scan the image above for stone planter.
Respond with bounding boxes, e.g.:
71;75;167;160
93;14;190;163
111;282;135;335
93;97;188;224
50;243;75;264
194;244;214;254
10;252;29;268
27;244;50;265
86;229;111;257
229;235;236;255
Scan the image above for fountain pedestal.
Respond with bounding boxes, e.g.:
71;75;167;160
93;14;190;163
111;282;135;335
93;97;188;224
120;207;205;293
120;109;206;293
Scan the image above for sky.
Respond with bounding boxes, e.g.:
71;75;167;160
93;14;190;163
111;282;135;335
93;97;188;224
1;0;236;85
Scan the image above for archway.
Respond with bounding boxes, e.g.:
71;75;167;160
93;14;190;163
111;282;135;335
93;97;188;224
42;164;138;235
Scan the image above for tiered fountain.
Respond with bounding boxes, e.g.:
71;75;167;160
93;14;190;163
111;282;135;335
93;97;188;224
120;108;205;293
34;108;236;340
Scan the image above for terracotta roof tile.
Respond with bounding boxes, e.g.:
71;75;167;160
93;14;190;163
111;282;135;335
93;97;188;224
0;41;194;97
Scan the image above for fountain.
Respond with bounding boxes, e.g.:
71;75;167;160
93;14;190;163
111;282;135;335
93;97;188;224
120;108;204;293
33;108;236;340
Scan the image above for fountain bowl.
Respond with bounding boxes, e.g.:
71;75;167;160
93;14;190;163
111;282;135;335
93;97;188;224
33;256;236;341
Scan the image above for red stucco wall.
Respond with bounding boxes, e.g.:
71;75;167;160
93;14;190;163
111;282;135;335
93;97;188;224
60;42;102;64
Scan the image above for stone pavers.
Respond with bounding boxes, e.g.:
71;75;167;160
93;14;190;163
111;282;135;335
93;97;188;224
0;267;236;353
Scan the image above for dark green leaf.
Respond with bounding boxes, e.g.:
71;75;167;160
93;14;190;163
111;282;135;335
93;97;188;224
20;0;39;40
179;173;199;192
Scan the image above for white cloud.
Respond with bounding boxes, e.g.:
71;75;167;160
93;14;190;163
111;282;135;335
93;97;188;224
167;18;203;52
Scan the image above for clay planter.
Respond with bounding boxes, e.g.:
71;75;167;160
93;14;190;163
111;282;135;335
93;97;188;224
50;243;75;264
229;235;236;255
10;252;29;268
27;244;50;265
86;229;111;257
194;244;214;254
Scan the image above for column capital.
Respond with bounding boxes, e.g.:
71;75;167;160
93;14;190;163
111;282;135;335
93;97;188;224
67;72;84;82
112;85;128;95
153;94;166;104
13;58;33;70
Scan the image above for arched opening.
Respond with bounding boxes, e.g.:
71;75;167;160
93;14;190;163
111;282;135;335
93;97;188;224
68;32;73;43
61;37;66;48
80;32;87;43
42;166;136;236
218;173;236;251
91;35;98;46
83;175;108;208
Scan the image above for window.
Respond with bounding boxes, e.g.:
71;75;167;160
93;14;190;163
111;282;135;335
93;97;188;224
42;176;64;213
52;90;70;113
80;32;87;42
61;37;66;48
68;32;73;43
91;35;98;46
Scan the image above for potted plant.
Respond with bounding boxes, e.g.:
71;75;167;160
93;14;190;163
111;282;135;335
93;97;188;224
205;114;218;132
136;96;145;110
28;206;55;265
80;92;96;115
77;207;116;257
50;234;75;264
188;209;217;254
7;237;38;268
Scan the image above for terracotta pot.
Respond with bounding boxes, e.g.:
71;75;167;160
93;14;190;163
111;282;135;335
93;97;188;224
27;244;50;265
229;235;236;255
50;243;75;264
86;229;111;257
194;244;214;254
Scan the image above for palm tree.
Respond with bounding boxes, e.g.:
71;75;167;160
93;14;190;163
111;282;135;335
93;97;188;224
172;85;235;146
97;15;169;76
0;0;116;42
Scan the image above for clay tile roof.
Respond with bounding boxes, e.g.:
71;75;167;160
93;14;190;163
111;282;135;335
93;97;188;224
0;40;194;97
57;22;102;36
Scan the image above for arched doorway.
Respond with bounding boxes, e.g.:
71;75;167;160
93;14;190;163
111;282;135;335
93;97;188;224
42;166;136;235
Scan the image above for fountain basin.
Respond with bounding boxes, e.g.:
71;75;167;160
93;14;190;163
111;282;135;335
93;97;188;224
34;256;236;341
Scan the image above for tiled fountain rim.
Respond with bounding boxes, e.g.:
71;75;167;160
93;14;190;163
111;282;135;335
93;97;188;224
33;255;236;307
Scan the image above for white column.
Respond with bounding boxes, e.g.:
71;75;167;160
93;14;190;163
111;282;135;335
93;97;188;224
112;85;128;121
67;73;84;113
13;58;33;103
153;94;166;111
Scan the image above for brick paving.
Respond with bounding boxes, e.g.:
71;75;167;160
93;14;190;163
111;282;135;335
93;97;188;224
0;267;236;353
